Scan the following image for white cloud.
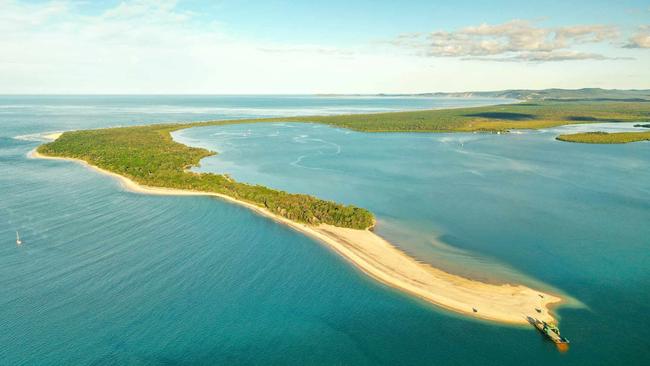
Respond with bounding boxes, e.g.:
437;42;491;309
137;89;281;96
392;20;620;62
624;25;650;48
0;0;386;93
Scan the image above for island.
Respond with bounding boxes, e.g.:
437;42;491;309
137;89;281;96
33;97;650;326
556;131;650;144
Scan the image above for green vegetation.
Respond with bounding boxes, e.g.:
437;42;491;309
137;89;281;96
276;100;650;133
556;131;650;144
131;100;648;134
37;98;650;229
38;125;375;229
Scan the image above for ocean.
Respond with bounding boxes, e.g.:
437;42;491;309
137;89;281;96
1;95;649;365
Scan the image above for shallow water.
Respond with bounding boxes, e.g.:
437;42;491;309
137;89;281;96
2;96;649;365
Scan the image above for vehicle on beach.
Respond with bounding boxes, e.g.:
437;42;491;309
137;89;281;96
529;317;570;351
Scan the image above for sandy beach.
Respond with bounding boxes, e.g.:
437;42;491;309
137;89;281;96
43;132;63;140
30;147;562;326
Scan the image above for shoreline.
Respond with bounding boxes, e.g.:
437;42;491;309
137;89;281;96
29;147;563;326
42;132;64;140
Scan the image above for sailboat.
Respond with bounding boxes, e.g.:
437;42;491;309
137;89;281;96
16;231;22;245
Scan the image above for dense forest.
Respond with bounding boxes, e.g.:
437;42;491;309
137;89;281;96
38;125;375;230
277;100;650;132
556;131;650;144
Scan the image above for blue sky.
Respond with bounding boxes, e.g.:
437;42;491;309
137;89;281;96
215;0;649;43
2;0;649;93
38;0;650;44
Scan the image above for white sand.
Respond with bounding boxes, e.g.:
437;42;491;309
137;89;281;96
43;132;63;140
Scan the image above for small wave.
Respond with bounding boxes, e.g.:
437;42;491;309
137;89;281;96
210;132;251;137
289;153;339;172
13;132;62;142
457;148;540;174
290;154;308;166
272;123;298;128
292;136;342;154
292;134;310;143
288;135;342;171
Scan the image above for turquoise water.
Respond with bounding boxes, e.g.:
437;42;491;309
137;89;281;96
2;96;649;365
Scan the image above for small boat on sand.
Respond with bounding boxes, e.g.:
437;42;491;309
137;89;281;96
16;231;22;245
529;317;570;351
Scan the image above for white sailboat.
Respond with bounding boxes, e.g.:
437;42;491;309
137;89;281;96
16;231;22;245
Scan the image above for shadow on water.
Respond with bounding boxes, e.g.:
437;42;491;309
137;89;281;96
565;116;624;122
546;98;650;103
463;112;536;120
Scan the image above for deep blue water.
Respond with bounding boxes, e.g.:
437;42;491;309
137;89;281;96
1;96;649;365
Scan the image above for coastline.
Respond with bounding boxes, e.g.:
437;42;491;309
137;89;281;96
43;132;64;140
29;146;563;326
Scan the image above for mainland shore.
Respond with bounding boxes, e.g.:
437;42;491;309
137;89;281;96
30;137;562;326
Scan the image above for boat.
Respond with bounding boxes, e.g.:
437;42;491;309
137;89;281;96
529;317;570;351
16;231;22;245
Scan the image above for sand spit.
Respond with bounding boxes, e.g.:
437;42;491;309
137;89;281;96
30;148;563;325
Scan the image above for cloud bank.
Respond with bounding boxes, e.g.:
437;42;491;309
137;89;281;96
393;20;621;62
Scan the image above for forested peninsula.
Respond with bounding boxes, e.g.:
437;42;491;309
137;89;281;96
38;99;650;228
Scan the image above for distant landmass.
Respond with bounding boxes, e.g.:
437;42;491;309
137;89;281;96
319;88;650;102
420;88;650;101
